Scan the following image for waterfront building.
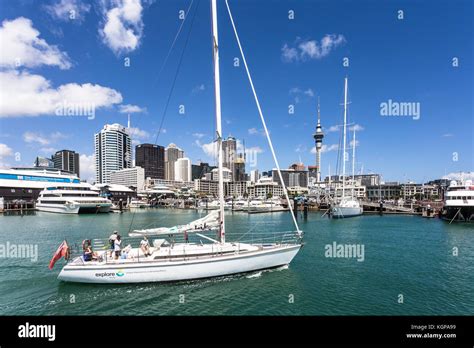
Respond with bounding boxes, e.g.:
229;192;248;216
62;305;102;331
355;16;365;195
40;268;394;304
313;97;324;182
110;166;145;190
52;150;80;177
225;181;247;197
247;177;284;198
272;168;308;188
354;174;381;187
174;157;192;182
145;178;193;190
194;178;219;196
34;156;54;168
92;183;136;203
211;167;232;182
0;167;80;203
366;183;401;201
191;161;216;180
135;144;165;180
250;169;259;183
164;143;184;181
289;162;306;171
94;124;131;184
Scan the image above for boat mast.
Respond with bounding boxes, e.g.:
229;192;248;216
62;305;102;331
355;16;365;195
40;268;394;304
211;0;225;243
342;77;348;199
351;126;356;199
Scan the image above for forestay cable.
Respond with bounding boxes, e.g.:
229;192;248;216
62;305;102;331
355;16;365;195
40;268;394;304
225;0;302;235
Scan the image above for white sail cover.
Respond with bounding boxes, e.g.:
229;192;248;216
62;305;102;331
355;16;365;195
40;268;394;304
129;210;219;237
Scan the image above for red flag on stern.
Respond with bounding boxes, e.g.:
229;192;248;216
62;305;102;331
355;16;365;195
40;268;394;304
48;240;69;270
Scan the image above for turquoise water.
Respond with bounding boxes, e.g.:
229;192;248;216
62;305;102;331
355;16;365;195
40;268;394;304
0;209;472;315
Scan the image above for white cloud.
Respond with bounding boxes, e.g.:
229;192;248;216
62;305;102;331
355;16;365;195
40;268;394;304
23;131;67;145
127;127;149;139
79;154;95;182
99;0;145;55
192;132;205;139
349;139;360;148
192;84;205;94
39;147;57;154
196;139;217;158
311;144;339;154
119;104;146;113
349;124;364;132
0;143;13;158
282;34;346;62
442;172;474;181
0;17;72;69
0;70;123;117
45;0;91;23
248;128;258;135
289;87;314;104
281;44;298;62
327;125;340;132
23;132;51;145
442;133;454;137
295;144;306;153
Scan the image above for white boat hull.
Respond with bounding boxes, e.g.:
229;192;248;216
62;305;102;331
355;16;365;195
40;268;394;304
331;205;363;218
37;203;111;214
58;244;301;283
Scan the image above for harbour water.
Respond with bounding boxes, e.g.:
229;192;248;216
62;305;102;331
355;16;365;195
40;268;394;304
0;210;472;315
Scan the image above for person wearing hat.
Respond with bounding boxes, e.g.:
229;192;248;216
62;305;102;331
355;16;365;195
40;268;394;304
108;231;118;258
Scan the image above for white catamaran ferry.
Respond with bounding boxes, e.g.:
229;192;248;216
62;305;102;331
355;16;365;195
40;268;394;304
52;0;303;284
37;184;112;214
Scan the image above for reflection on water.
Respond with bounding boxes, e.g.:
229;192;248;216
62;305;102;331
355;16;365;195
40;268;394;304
0;209;473;315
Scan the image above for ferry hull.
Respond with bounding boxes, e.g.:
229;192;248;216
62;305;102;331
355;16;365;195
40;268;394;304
37;203;111;214
58;244;301;283
441;206;474;222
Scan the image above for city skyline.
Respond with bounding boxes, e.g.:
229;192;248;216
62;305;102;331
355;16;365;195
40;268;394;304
0;0;472;184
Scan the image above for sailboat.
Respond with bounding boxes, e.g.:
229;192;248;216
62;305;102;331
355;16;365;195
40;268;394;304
53;0;303;283
330;77;363;218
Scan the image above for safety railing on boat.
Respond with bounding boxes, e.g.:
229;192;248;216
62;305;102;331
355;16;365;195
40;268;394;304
67;229;302;265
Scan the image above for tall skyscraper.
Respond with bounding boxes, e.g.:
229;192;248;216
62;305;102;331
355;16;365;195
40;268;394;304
165;143;184;181
95;124;131;184
135;143;165;179
52;150;80;177
313;97;324;182
222;136;247;181
222;136;237;175
174;157;191;182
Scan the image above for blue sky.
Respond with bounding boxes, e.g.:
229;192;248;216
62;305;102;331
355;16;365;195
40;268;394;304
0;0;472;183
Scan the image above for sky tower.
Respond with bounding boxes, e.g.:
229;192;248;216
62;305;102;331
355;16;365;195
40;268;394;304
313;97;324;182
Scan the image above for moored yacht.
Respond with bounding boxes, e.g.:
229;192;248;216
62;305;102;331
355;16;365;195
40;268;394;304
330;77;363;218
36;184;112;214
440;179;474;222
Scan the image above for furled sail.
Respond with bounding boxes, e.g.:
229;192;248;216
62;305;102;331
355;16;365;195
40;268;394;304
129;210;219;237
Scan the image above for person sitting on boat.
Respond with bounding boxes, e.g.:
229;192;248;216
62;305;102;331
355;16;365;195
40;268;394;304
82;240;98;262
140;236;151;257
108;231;118;257
114;235;122;260
121;244;133;260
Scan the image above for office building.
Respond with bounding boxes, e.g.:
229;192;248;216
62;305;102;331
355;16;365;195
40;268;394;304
135;143;165;180
174;157;192;182
165;143;184;181
110;166;145;190
52;150;80;177
94;123;131;184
